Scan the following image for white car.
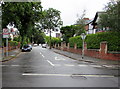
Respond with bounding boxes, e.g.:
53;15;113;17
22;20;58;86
42;44;47;48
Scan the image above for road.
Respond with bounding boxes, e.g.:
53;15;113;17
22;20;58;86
2;46;119;87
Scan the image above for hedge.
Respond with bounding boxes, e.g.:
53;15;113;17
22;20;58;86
85;32;120;51
45;36;61;46
9;41;19;46
69;32;120;51
69;36;82;48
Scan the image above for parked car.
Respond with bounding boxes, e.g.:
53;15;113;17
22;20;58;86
42;44;47;48
22;44;32;52
33;44;38;47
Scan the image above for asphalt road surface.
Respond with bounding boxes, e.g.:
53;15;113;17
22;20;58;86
2;46;119;87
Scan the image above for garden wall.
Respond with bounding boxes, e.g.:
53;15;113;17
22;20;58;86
54;42;120;61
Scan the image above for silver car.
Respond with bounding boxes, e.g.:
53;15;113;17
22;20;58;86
22;44;32;52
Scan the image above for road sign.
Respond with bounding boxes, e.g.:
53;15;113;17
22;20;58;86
3;28;10;38
3;34;9;38
3;28;9;33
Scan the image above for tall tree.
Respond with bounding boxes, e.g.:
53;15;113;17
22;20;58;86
60;25;85;43
98;0;120;32
41;8;63;49
2;2;43;46
75;10;86;35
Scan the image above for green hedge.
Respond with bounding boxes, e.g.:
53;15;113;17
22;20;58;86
85;32;120;51
69;32;120;51
45;36;61;46
69;36;82;48
9;41;19;46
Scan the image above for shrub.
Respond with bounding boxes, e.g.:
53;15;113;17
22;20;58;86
69;36;82;48
45;36;61;46
9;41;18;46
85;32;120;51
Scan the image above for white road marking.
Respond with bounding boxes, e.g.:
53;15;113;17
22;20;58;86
11;65;20;67
47;60;55;66
42;55;45;58
78;65;88;67
55;57;65;60
54;64;61;66
40;52;45;58
22;73;115;78
0;65;20;67
64;64;74;66
0;65;9;67
103;65;113;68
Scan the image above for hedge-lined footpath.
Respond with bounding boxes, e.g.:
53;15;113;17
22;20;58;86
69;32;120;51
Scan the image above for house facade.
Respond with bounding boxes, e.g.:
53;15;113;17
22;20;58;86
83;18;95;34
43;27;61;38
85;11;109;34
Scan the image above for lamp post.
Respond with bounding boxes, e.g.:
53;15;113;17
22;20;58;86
81;33;86;59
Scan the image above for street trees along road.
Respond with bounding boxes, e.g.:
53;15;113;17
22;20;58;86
2;2;43;45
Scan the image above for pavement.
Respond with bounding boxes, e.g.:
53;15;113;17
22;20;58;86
52;48;120;67
0;48;21;62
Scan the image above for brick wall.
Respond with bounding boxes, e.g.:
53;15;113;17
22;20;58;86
55;42;120;61
0;42;20;53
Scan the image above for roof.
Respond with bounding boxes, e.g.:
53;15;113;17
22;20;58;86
88;11;106;29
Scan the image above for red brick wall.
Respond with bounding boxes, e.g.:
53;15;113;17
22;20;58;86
55;42;120;61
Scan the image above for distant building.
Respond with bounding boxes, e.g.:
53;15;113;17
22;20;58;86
86;11;108;34
83;18;95;34
9;28;19;40
43;27;61;38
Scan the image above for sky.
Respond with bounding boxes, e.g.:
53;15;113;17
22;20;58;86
41;0;110;26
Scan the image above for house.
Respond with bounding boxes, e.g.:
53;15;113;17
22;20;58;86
87;11;107;34
9;28;19;40
83;18;94;34
43;27;62;38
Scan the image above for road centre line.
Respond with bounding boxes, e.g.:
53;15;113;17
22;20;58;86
42;55;45;58
22;73;115;78
11;65;20;67
0;65;20;67
47;60;55;66
40;52;45;58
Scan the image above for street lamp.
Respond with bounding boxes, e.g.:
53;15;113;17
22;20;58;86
81;33;86;59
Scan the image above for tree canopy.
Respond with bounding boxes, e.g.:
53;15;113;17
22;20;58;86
60;25;85;43
98;1;120;32
41;8;63;30
2;2;43;46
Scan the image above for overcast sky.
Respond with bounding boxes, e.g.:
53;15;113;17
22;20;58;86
41;0;110;26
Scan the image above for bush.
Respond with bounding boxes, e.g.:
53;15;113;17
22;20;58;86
45;36;61;46
9;41;18;46
69;36;82;48
85;32;120;51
